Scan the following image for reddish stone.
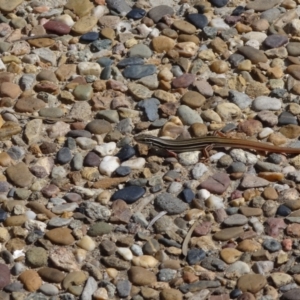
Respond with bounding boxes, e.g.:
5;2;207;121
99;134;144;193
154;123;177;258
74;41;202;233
106;79;128;92
231;190;243;200
282;238;292;251
14;97;46;113
265;217;287;237
71;122;86;130
194;221;212;236
110;200;132;224
0;264;10;289
159;102;177;116
41;184;60;198
199;173;231;194
172;74;196;88
286;223;300;238
0;72;14;84
225;15;241;25
43;20;71;35
34;81;59;94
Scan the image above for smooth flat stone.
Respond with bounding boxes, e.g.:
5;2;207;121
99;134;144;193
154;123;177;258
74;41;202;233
213;227;244;241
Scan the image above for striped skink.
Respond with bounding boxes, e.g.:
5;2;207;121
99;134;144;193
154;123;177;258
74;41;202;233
134;134;300;154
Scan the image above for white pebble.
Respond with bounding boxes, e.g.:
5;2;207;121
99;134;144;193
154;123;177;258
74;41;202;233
209;152;226;162
249;217;264;234
149;27;160;38
99;156;120;176
258;127;274;139
78;62;101;77
0;59;6;71
121;157;145;170
94;142;116;156
55;14;75;27
205;195;224;209
245;39;260;49
283;166;296;175
92;5;107;19
74;249;87;263
25;210;36;220
13;250;24;259
192;162;209;179
197;189;210;201
230;149;258;165
137;24;152;37
242;32;267;44
25;219;47;232
117;247;133;261
116;21;131;34
178;151;200;166
210;18;230;30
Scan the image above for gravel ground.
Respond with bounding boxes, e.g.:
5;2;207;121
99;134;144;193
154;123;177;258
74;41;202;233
1;0;300;299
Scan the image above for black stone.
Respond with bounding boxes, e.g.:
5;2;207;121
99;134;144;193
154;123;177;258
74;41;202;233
127;8;146;20
231;6;245;16
117;57;144;68
186;13;208;29
79;32;99;43
230;289;242;298
180;188;194;203
187;248;206;265
0;208;7;222
276;204;291;217
7;188;15;197
116;144;136;161
56;147;72;164
115;166;131;177
83;152;100;167
262;238;282;252
123;64;156;79
111;186;145;204
209;0;228;7
278;111;297;126
67;130;92;138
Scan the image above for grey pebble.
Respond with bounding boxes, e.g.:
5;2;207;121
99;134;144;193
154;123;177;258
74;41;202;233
157;268;177;282
71;153;83;171
155;193;188;214
177;105;203;125
228;90;252;109
39;283;59;296
223;214;248;226
116;280;131;298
